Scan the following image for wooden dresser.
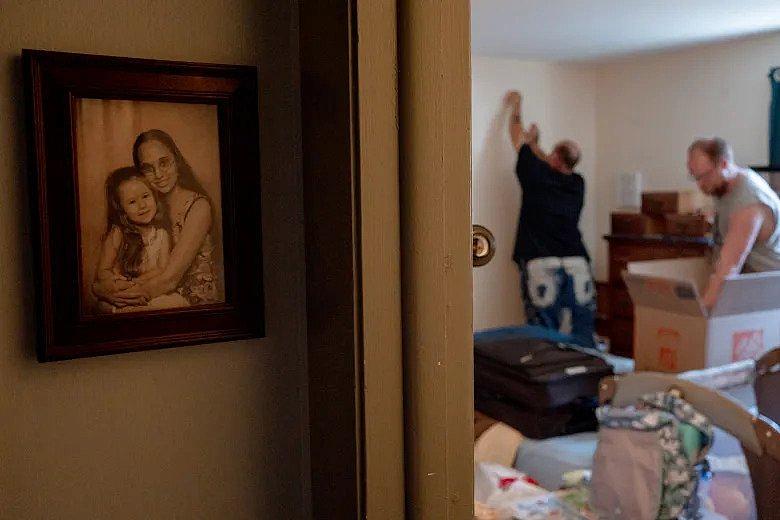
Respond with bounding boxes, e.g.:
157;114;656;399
596;234;714;358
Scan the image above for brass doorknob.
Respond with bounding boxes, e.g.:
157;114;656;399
472;225;495;267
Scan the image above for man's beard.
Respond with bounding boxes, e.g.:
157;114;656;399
711;179;729;198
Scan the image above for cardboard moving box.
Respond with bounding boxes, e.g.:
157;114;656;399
611;211;665;235
623;257;780;372
641;191;697;215
664;213;710;238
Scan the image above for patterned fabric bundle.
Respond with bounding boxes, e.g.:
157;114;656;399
590;392;713;519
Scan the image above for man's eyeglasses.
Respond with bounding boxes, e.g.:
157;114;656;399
689;167;713;182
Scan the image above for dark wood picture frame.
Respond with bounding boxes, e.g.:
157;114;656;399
23;50;265;362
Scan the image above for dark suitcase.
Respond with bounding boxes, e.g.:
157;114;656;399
475;390;601;439
474;330;613;439
474;334;614;409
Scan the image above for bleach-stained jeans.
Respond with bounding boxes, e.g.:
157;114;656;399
518;256;596;348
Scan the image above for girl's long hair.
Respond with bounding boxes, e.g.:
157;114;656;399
104;166;170;278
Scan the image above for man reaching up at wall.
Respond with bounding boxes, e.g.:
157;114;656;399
505;90;595;347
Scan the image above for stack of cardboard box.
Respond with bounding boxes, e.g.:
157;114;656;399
610;191;710;238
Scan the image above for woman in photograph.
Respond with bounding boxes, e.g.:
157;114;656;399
92;129;220;311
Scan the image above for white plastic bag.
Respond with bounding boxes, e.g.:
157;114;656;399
474;462;548;519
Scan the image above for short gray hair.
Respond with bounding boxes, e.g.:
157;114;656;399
688;137;734;164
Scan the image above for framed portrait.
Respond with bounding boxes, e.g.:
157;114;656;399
23;50;265;361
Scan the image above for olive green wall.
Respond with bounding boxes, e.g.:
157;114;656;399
0;1;309;518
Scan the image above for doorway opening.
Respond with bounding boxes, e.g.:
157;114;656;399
470;4;780;519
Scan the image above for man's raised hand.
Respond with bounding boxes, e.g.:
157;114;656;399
526;123;540;144
505;90;521;107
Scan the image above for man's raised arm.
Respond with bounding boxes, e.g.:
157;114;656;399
505;90;524;151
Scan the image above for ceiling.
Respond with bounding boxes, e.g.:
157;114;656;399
472;0;780;61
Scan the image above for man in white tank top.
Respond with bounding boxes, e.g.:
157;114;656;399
687;137;780;309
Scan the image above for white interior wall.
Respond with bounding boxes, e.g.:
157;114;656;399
592;31;780;280
472;57;598;330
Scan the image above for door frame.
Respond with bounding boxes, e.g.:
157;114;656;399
398;1;474;518
300;1;367;518
301;1;472;518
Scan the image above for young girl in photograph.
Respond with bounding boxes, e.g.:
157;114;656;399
95;166;190;313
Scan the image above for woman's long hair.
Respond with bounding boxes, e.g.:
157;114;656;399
132;129;210;198
104;166;170;278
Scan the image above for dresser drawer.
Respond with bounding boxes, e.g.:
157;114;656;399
606;318;634;358
596;284;633;319
611;286;634;319
595;281;611;317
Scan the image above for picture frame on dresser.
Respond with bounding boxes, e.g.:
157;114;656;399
23;49;265;361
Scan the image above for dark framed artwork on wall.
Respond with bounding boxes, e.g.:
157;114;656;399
23;50;265;361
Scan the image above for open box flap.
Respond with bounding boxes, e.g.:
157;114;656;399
711;270;780;317
626;257;711;293
622;272;707;317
